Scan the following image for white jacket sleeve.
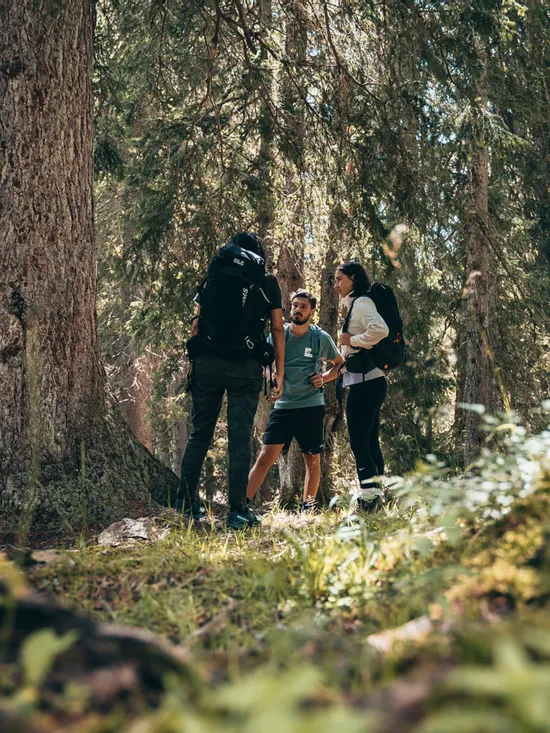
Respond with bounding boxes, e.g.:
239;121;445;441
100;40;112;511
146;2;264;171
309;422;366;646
349;297;389;349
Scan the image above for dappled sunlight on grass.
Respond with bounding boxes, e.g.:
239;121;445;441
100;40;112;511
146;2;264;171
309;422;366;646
6;425;550;731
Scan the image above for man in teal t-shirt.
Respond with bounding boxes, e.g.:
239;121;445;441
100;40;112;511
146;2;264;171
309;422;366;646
246;290;343;511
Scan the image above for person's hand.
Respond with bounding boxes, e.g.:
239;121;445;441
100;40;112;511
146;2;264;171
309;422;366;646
309;372;324;389
270;373;284;401
339;333;352;347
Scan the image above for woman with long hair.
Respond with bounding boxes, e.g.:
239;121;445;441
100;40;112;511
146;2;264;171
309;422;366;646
335;261;389;506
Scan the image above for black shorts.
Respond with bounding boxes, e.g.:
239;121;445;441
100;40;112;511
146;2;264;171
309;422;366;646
263;405;325;455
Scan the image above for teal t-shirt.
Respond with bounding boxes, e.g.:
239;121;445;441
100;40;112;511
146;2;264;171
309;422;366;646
270;325;339;410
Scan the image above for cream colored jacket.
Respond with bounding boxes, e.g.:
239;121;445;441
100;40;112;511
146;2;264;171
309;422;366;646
340;294;389;383
341;294;389;361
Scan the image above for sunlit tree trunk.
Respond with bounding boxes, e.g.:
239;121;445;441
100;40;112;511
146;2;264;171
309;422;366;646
257;0;276;256
0;0;177;529
116;190;154;451
118;351;154;451
317;241;341;505
456;50;493;465
273;0;309;506
252;0;278;504
276;246;305;506
172;374;191;474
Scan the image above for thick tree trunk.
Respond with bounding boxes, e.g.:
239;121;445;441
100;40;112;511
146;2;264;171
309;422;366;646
116;186;154;451
251;0;278;504
172;374;191;474
317;242;342;505
118;351;154;451
0;0;176;530
459;146;492;463
257;0;275;258
276;247;305;506
456;53;493;465
274;0;309;506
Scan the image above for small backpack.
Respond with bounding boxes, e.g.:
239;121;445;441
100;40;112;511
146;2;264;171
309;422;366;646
368;283;405;370
197;243;273;362
343;284;405;372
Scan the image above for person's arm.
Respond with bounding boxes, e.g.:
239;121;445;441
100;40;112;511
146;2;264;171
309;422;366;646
270;308;285;400
339;298;388;349
310;354;343;388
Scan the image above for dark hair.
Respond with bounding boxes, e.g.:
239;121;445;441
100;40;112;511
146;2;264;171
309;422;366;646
336;262;371;296
291;289;317;309
230;232;265;260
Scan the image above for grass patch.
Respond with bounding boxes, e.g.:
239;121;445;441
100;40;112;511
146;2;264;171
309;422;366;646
4;427;550;731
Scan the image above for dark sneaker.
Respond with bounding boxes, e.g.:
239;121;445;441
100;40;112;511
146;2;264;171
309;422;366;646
226;507;261;530
356;491;382;513
176;496;206;521
301;499;318;513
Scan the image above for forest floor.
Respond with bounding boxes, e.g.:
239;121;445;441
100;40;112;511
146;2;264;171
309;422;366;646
2;462;550;733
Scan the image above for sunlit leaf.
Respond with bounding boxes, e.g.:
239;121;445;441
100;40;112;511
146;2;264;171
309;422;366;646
21;628;79;687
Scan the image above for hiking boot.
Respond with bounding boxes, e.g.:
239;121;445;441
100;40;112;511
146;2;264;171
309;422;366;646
226;507;261;530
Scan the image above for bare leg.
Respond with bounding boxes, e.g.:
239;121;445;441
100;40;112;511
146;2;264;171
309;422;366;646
247;444;284;500
302;453;321;503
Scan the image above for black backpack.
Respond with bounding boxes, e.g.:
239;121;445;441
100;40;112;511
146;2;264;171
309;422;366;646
343;284;405;371
368;283;405;370
195;243;274;363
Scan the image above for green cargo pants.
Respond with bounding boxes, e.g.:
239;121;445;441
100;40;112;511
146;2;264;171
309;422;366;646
178;354;263;513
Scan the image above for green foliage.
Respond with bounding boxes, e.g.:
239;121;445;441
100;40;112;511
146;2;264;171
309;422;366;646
419;634;550;733
20;629;79;687
2;420;549;730
145;667;373;733
93;0;550;478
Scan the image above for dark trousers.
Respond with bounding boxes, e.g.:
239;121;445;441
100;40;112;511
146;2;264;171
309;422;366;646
345;376;388;488
178;355;263;512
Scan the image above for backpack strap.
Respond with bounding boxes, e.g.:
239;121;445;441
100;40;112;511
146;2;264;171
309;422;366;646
342;297;358;333
310;325;322;368
341;297;375;379
285;323;323;364
309;325;325;393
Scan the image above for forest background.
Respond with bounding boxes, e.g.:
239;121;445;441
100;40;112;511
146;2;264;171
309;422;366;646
1;1;550;730
2;0;549;519
94;0;550;505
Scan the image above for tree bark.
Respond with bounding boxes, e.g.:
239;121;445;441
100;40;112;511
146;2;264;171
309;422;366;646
456;51;493;465
273;0;309;506
116;186;154;451
276;247;305;506
172;373;191;474
250;0;278;504
317;242;342;505
257;0;276;259
0;0;177;530
118;351;154;451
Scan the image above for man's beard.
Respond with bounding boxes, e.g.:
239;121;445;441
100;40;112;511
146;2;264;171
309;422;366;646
291;314;310;325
